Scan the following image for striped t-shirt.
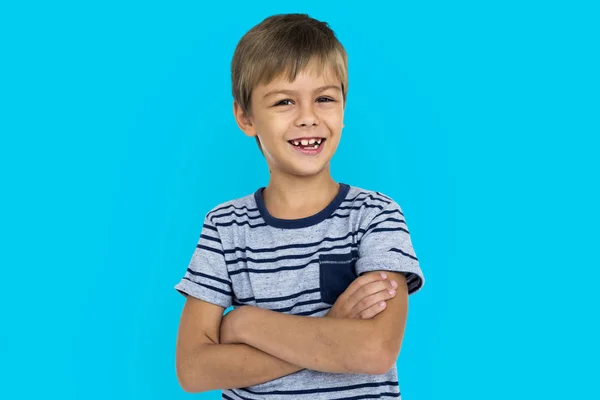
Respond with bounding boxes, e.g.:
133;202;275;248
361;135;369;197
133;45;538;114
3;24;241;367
174;183;425;400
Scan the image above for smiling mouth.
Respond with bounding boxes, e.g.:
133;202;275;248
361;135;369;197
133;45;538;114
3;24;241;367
287;138;326;150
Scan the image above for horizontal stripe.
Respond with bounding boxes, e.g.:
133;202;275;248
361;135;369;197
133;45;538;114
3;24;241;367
330;392;401;400
208;204;258;217
211;208;261;220
368;227;410;234
240;380;399;396
375;191;393;201
210;203;401;232
356;226;410;245
213;210;262;222
376;208;405;218
224;232;356;255
196;243;224;256
203;223;218;232
389;247;418;261
270;299;326;313
235;298;327;313
365;218;406;233
344;192;391;205
231;208;389;229
224;248;416;277
182;277;232;296
186;267;231;285
236;288;321;304
228;389;259;400
200;234;221;244
225;242;357;265
226;389;400;400
214;219;269;229
229;259;319;276
294;305;331;316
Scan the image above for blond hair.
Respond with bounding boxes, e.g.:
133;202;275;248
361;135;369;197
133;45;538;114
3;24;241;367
231;13;349;122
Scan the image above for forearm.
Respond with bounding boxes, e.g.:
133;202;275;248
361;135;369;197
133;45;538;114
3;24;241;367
178;342;304;393
235;307;383;374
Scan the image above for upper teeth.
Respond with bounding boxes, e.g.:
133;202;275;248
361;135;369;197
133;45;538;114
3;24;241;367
292;139;322;146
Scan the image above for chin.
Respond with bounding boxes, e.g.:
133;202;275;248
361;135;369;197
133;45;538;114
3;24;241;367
286;163;330;178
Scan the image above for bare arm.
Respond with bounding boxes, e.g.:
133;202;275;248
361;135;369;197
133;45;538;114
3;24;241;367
175;296;304;393
222;271;409;375
176;271;400;391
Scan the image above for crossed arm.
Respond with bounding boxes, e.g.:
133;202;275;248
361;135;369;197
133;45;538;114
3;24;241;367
175;271;408;393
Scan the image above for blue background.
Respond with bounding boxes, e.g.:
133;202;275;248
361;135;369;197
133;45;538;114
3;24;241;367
1;1;598;399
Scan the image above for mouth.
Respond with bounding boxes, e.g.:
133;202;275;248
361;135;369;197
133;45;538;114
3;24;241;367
287;137;326;155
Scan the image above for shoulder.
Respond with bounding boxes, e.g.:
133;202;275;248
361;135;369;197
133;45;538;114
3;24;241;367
344;184;400;211
204;191;259;225
343;184;405;225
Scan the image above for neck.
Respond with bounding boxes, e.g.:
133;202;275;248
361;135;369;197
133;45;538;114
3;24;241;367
262;168;340;220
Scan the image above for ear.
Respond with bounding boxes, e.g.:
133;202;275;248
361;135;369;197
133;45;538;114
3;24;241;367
233;101;257;138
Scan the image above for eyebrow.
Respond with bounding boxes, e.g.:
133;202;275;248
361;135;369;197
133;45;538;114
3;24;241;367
262;85;343;99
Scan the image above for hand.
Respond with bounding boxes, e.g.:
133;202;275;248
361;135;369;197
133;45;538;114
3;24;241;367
326;271;398;319
219;306;247;344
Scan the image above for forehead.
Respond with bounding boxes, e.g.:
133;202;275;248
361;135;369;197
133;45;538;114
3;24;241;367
257;60;341;93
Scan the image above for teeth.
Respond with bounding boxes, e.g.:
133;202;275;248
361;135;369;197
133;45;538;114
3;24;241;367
290;139;323;148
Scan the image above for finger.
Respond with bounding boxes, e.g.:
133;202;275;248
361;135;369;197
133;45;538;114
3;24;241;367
348;288;397;319
341;279;395;317
355;300;389;319
337;276;391;316
347;279;394;307
342;271;389;300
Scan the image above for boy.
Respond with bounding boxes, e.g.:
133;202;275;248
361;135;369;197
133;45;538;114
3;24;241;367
174;13;425;400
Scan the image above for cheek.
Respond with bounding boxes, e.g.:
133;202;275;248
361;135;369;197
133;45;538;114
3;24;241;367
324;113;344;133
319;104;343;122
258;115;292;139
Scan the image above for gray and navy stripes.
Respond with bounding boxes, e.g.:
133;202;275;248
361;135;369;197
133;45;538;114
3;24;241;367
175;183;425;399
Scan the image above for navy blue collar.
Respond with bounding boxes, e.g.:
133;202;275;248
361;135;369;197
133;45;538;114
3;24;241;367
254;183;350;229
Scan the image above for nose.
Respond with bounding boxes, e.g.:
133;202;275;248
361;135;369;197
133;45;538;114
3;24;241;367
294;102;319;127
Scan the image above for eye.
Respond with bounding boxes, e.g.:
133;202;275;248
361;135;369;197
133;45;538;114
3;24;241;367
317;97;335;103
274;99;293;106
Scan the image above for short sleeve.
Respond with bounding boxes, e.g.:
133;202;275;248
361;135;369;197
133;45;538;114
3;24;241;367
174;216;233;308
355;200;425;295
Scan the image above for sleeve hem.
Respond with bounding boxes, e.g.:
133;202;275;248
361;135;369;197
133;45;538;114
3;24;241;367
174;280;232;309
355;256;425;295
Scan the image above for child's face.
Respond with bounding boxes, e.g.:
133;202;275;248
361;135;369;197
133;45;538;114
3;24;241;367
235;58;345;179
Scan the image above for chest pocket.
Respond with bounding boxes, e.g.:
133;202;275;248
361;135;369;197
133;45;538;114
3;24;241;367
319;251;359;305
